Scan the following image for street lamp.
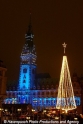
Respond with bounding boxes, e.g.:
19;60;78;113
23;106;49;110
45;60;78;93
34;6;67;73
43;110;46;113
17;109;22;116
55;116;59;120
17;108;22;120
4;109;8;120
32;109;35;120
0;108;3;124
26;116;30;123
74;117;78;120
17;108;21;112
5;109;7;112
43;109;46;119
26;116;30;120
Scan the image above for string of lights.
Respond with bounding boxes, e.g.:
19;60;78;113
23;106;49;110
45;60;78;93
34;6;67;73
56;43;76;112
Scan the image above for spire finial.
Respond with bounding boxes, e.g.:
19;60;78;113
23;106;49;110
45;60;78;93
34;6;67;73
27;13;32;34
29;12;31;25
62;42;67;54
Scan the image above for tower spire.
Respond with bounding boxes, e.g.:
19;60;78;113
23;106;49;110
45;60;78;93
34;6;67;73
62;42;67;54
29;12;31;25
27;13;32;34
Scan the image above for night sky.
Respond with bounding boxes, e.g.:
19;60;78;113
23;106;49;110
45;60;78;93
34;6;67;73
0;1;83;80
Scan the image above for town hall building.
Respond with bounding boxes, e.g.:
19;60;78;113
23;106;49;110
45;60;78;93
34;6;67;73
3;16;81;112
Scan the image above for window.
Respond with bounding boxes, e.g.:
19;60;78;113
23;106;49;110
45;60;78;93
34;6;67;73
16;92;18;95
33;92;36;95
51;100;54;105
12;93;15;97
51;92;54;95
46;92;49;95
46;85;49;89
23;80;26;83
46;99;48;104
42;92;44;95
9;93;11;97
37;92;40;95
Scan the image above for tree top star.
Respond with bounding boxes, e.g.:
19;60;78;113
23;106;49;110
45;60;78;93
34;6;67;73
62;42;67;54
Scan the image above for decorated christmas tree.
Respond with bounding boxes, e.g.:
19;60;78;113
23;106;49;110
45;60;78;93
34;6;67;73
56;43;76;112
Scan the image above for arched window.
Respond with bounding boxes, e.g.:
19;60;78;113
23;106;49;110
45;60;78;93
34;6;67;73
23;80;26;83
51;92;54;95
16;92;18;95
12;93;15;97
33;92;36;95
9;93;11;97
37;92;40;95
46;85;49;89
46;92;49;95
42;92;44;95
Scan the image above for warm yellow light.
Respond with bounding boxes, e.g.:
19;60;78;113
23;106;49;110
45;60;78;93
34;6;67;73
74;118;78;120
55;117;59;120
43;110;46;113
47;114;50;117
32;109;35;112
17;108;21;112
26;116;30;120
80;114;83;118
56;55;77;112
52;111;56;114
5;109;8;112
65;110;68;113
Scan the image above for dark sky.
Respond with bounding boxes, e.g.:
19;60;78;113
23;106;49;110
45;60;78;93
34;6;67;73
0;0;83;80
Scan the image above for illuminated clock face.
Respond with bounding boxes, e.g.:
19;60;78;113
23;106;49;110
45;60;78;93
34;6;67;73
23;68;27;73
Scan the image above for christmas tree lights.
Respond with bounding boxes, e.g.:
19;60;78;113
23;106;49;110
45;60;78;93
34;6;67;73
56;43;76;112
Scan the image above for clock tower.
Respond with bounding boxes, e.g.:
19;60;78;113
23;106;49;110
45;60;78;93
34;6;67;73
18;14;37;92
